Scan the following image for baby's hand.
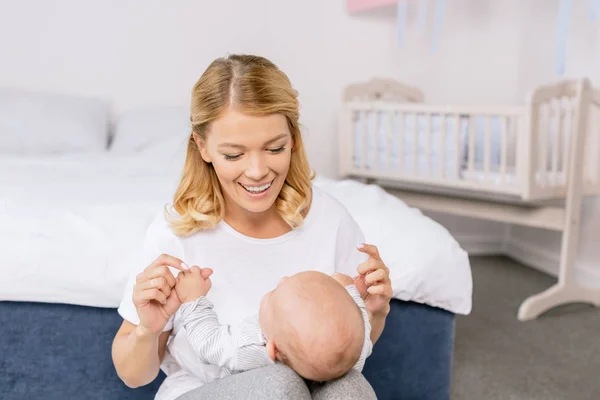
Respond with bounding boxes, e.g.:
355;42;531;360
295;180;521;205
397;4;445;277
332;272;354;287
175;266;213;304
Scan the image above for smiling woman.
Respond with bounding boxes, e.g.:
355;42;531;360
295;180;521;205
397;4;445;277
111;54;392;400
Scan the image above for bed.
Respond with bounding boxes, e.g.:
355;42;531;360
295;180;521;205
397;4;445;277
339;77;600;321
0;86;471;399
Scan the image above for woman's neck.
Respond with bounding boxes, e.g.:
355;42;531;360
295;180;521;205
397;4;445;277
224;204;291;239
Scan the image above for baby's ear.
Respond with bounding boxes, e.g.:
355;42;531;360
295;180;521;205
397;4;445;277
266;339;278;361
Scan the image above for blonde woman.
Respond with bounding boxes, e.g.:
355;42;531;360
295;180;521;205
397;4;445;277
111;54;392;400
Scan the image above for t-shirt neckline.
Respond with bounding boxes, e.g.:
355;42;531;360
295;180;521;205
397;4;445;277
219;186;318;245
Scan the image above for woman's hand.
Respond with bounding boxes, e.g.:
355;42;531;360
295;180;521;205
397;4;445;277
132;254;187;336
354;243;393;316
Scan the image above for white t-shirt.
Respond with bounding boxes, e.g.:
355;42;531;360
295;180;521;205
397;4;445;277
117;184;368;400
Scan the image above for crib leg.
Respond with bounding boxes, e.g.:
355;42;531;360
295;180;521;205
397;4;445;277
517;194;600;321
517;282;600;321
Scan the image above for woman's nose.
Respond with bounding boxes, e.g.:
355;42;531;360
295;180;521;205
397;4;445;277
244;153;269;180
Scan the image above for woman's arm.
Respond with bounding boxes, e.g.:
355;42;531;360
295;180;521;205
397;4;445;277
111;320;171;388
112;253;186;388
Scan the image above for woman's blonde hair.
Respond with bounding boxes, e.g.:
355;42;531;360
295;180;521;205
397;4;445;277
166;54;314;236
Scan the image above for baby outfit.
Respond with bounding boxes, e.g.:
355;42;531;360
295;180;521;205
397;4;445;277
178;284;373;378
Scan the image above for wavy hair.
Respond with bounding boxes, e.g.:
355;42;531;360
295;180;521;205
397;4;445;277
166;54;314;236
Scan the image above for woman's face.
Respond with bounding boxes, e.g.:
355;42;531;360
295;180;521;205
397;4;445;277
195;108;293;217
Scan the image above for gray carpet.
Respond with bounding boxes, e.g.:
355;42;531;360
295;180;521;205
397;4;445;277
452;256;600;400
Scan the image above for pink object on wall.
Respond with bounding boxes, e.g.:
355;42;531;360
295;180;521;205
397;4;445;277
347;0;401;13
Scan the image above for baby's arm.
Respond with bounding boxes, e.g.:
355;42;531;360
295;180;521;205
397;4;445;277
179;296;273;374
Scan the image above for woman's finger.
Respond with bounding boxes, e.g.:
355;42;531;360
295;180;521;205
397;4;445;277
143;265;178;288
367;283;392;297
134;277;171;298
357;258;382;275
133;288;168;305
154;254;188;272
357;243;381;261
136;254;188;284
365;269;387;285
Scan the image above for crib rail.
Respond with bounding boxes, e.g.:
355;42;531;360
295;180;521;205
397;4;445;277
587;91;600;195
524;79;593;201
339;101;525;197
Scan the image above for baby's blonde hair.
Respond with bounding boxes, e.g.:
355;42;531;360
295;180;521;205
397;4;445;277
166;54;314;236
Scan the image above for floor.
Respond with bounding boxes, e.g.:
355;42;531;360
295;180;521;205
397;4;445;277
451;256;600;400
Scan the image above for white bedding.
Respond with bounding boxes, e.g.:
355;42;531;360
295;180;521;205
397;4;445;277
0;150;471;315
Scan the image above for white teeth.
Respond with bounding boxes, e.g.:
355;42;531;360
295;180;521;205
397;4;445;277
242;182;271;193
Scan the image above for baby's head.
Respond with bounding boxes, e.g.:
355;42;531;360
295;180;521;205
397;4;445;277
258;271;365;381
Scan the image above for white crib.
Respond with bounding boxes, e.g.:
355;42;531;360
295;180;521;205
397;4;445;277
338;77;600;321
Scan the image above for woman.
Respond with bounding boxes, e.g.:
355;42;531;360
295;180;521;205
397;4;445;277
111;54;392;400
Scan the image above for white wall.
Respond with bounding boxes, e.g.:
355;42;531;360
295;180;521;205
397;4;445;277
1;0;597;280
0;0;514;243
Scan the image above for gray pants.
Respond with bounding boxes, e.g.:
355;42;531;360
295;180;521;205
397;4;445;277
176;363;377;400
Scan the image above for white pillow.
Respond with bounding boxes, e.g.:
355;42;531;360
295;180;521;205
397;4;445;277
0;86;110;154
110;106;191;154
314;176;473;315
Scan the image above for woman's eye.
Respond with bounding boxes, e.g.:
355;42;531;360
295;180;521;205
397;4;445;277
224;154;242;161
268;146;285;154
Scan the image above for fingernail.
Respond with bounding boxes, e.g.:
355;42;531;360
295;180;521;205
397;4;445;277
181;262;190;270
357;244;365;249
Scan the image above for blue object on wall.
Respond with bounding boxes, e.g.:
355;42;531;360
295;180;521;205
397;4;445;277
432;0;447;53
556;0;572;76
418;0;430;34
397;1;409;46
590;0;600;21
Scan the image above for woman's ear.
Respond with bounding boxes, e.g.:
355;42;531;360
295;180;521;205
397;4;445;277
266;339;278;361
193;132;212;163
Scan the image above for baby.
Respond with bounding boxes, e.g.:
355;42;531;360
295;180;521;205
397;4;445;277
174;267;372;382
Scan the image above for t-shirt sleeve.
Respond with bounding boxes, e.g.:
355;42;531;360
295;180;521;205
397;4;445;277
334;208;369;278
117;213;184;332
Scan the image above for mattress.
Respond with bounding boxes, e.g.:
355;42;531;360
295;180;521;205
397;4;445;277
0;147;185;308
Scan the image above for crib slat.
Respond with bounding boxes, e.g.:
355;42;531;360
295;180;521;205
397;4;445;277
560;101;573;179
552;101;561;184
398;111;405;172
440;114;446;178
385;111;392;170
455;114;461;177
484;116;491;180
373;110;380;171
362;109;368;170
425;113;431;176
413;113;418;173
539;104;549;186
500;117;507;183
468;117;475;172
